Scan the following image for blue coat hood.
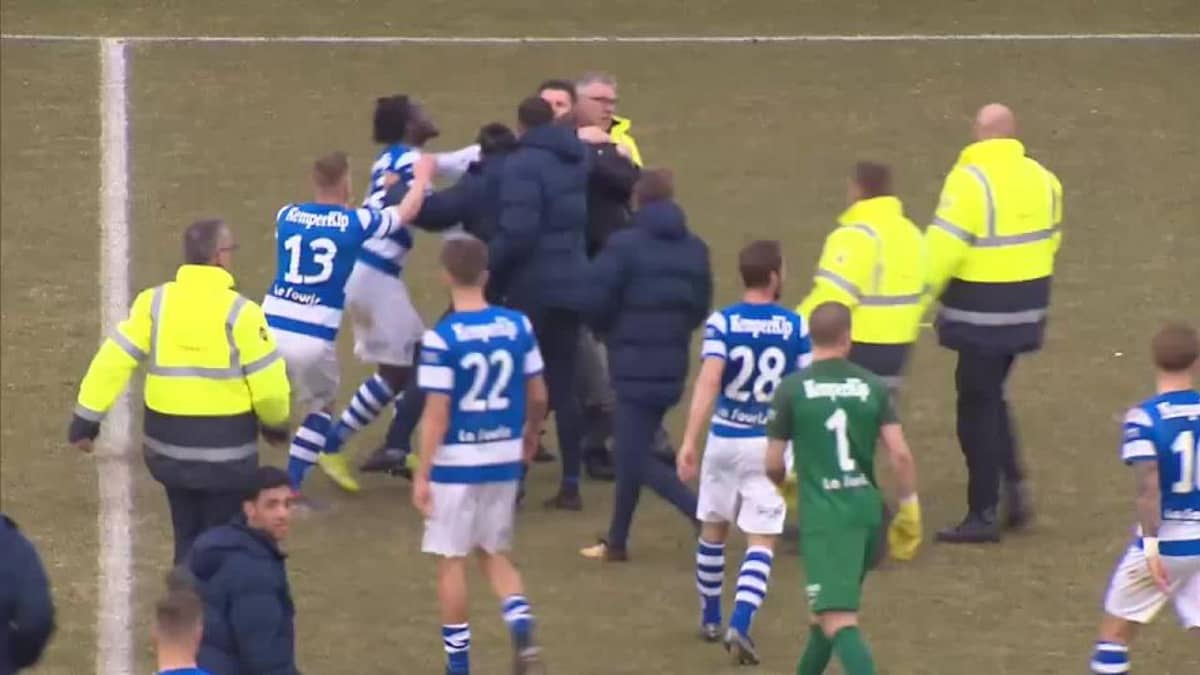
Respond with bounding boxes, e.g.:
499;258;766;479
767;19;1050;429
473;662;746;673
632;200;689;240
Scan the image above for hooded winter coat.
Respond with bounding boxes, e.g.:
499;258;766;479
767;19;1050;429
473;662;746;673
584;199;712;407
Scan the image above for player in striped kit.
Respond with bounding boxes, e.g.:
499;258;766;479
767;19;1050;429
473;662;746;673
1090;322;1200;674
676;240;812;665
412;236;548;675
264;150;434;495
322;95;485;482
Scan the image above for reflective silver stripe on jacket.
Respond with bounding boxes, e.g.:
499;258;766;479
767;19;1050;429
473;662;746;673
146;288;271;379
962;164;1058;248
74;404;105;422
829;223;923;307
145;437;257;462
939;307;1047;326
111;331;147;362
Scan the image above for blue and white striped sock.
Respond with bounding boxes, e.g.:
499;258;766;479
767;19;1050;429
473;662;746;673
695;538;725;627
501;595;535;648
729;545;773;635
286;412;330;489
1090;641;1129;674
326;374;394;454
442;623;470;674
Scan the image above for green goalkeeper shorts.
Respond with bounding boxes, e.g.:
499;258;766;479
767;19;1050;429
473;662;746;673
800;526;881;613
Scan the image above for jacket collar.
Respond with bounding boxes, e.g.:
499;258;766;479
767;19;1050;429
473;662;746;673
957;138;1025;165
610;115;633;135
175;264;235;288
838;195;904;225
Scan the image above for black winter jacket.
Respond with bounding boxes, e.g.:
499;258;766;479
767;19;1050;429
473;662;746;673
584;142;639;258
584;200;712;407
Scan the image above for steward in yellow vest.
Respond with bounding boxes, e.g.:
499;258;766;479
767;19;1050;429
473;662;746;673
798;162;926;390
69;219;291;562
928;104;1063;544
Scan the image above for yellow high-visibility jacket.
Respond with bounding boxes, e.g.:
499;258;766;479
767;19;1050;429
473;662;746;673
610;116;643;167
926;138;1063;354
75;264;290;487
797;196;926;386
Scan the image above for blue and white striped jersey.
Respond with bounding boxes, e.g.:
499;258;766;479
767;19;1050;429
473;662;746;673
1122;389;1200;556
702;302;812;438
263;202;402;341
417;307;543;484
359;143;419;273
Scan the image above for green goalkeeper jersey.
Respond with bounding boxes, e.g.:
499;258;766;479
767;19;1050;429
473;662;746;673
766;358;896;534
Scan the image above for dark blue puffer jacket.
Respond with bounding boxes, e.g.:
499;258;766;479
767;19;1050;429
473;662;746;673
0;515;55;675
391;151;510;244
489;124;588;312
584;200;712;407
189;518;297;675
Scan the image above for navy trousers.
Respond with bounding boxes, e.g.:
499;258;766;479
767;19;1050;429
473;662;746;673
606;399;697;551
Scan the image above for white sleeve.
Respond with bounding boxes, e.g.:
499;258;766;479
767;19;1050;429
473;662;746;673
417;330;454;392
435;144;482;181
356;207;401;240
521;315;544;376
701;311;727;360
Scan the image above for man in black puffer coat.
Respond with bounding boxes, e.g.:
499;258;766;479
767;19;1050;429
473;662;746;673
0;515;55;674
579;169;712;562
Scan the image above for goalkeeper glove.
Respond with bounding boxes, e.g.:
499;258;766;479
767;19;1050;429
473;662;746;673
887;495;922;561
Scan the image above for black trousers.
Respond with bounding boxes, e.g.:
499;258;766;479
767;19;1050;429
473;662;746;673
607;399;697;551
955;351;1024;515
528;308;585;490
165;486;242;563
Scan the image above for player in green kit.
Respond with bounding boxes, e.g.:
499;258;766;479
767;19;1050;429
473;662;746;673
765;302;922;675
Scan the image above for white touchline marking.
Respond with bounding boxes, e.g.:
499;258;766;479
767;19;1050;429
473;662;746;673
1;32;1198;44
97;37;134;675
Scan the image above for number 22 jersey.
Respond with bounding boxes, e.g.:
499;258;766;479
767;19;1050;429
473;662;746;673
417;307;544;484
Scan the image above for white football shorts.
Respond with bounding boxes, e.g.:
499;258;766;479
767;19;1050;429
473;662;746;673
421;481;520;558
344;263;424;367
696;433;787;535
1103;545;1200;628
272;329;339;412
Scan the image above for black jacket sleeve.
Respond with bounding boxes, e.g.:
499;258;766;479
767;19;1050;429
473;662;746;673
588;145;639;198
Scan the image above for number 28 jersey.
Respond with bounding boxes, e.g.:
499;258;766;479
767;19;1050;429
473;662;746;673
417;307;544;484
1121;389;1200;554
263;203;401;342
702;302;812;438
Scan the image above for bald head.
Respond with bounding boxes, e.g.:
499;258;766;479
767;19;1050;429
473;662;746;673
974;103;1016;140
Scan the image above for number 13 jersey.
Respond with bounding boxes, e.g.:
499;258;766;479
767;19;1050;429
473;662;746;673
702;302;812;438
418;307;544;484
263;202;403;342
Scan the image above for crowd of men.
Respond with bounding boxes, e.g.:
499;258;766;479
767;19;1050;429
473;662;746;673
0;70;1188;675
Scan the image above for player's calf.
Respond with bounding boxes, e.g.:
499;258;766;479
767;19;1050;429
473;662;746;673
478;552;545;673
286;410;332;491
438;557;472;674
696;521;729;640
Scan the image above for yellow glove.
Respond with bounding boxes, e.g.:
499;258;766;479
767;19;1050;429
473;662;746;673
779;471;799;511
887;496;922;561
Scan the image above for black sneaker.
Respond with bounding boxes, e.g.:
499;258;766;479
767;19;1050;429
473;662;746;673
359;446;411;477
724;628;761;666
542;489;582;511
935;510;1001;544
1004;481;1034;530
